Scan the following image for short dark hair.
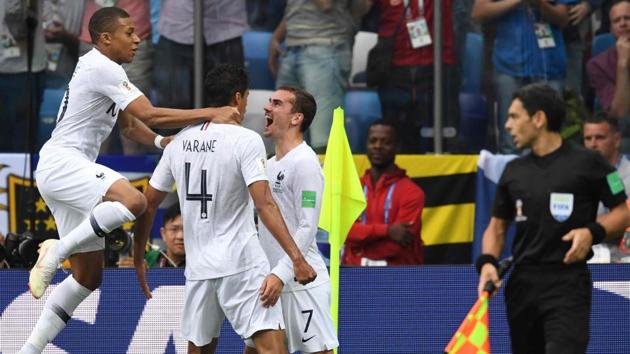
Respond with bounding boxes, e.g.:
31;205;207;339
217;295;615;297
89;7;130;44
584;111;621;133
512;83;565;132
204;64;248;107
368;119;398;138
277;86;317;132
369;119;397;131
162;203;181;227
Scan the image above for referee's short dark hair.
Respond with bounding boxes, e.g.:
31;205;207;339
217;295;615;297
89;7;130;44
584;111;621;133
512;83;565;132
277;86;317;133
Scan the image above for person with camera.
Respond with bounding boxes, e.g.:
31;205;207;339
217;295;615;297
20;7;240;354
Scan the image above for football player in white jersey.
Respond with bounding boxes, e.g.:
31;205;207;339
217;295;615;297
244;87;338;354
21;7;240;354
133;64;317;354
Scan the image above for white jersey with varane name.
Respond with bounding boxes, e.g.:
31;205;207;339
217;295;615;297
39;48;142;162
260;142;330;292
149;122;269;280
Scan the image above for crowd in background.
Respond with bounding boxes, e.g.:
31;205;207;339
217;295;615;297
2;0;630;268
2;0;626;155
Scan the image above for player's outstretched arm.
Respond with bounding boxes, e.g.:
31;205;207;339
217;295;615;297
118;111;173;148
248;181;317;285
133;185;168;299
124;95;241;129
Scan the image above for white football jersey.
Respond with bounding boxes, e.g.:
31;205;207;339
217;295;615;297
261;142;330;292
150;122;269;280
40;48;142;162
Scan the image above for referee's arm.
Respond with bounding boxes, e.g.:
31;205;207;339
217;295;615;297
477;217;510;297
597;202;630;241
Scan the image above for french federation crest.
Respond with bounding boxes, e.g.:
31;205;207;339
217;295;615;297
549;193;573;222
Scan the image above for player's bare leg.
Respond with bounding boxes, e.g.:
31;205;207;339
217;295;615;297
251;329;288;354
188;338;218;354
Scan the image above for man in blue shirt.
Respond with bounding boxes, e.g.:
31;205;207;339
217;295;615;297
472;0;574;153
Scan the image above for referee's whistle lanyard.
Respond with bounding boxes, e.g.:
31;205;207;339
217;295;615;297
361;183;397;225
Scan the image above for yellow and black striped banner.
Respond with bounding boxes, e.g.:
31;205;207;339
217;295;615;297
323;154;479;264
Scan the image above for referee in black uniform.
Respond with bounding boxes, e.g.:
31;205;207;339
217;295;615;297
476;83;630;354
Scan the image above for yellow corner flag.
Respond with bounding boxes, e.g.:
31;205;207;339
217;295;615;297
444;293;491;354
319;107;366;350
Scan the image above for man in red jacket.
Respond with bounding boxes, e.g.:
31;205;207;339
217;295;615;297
342;120;425;266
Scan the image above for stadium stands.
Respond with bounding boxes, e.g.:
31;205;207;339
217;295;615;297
343;90;382;153
243;31;276;90
37;88;65;149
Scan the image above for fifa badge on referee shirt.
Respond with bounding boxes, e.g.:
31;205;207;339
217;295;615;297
550;193;573;222
515;199;527;222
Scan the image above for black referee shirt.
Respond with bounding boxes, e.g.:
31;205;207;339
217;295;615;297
493;143;627;265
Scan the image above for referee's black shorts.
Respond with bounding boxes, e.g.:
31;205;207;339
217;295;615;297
505;264;591;354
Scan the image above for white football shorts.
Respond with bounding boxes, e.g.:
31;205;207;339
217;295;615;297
245;281;338;353
36;155;126;253
181;262;285;347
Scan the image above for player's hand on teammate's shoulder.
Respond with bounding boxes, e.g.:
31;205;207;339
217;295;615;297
293;258;317;285
161;135;175;148
207;106;241;125
260;274;284;308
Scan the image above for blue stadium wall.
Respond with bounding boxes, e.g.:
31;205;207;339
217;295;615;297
1;265;629;354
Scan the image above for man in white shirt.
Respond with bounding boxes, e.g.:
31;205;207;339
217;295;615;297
133;65;317;354
21;7;239;354
244;87;338;354
583;112;630;262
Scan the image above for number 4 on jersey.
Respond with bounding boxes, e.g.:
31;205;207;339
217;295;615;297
184;162;213;219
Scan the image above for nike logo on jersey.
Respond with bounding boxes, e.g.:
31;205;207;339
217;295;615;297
96;172;105;179
301;335;316;343
106;102;118;117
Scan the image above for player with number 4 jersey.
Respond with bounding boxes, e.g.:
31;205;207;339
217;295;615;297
133;65;317;354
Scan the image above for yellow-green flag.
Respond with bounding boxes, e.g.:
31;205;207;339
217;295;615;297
319;107;367;350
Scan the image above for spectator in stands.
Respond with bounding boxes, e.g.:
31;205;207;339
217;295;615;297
78;0;154;155
0;0;47;152
587;0;630;119
563;0;602;98
583;112;630;262
371;0;458;153
269;0;371;153
117;202;185;268
153;0;247;110
246;0;286;31
472;0;572;154
342;120;424;266
42;0;84;88
145;202;185;268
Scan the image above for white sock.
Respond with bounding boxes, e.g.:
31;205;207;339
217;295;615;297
23;276;92;352
57;201;135;260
